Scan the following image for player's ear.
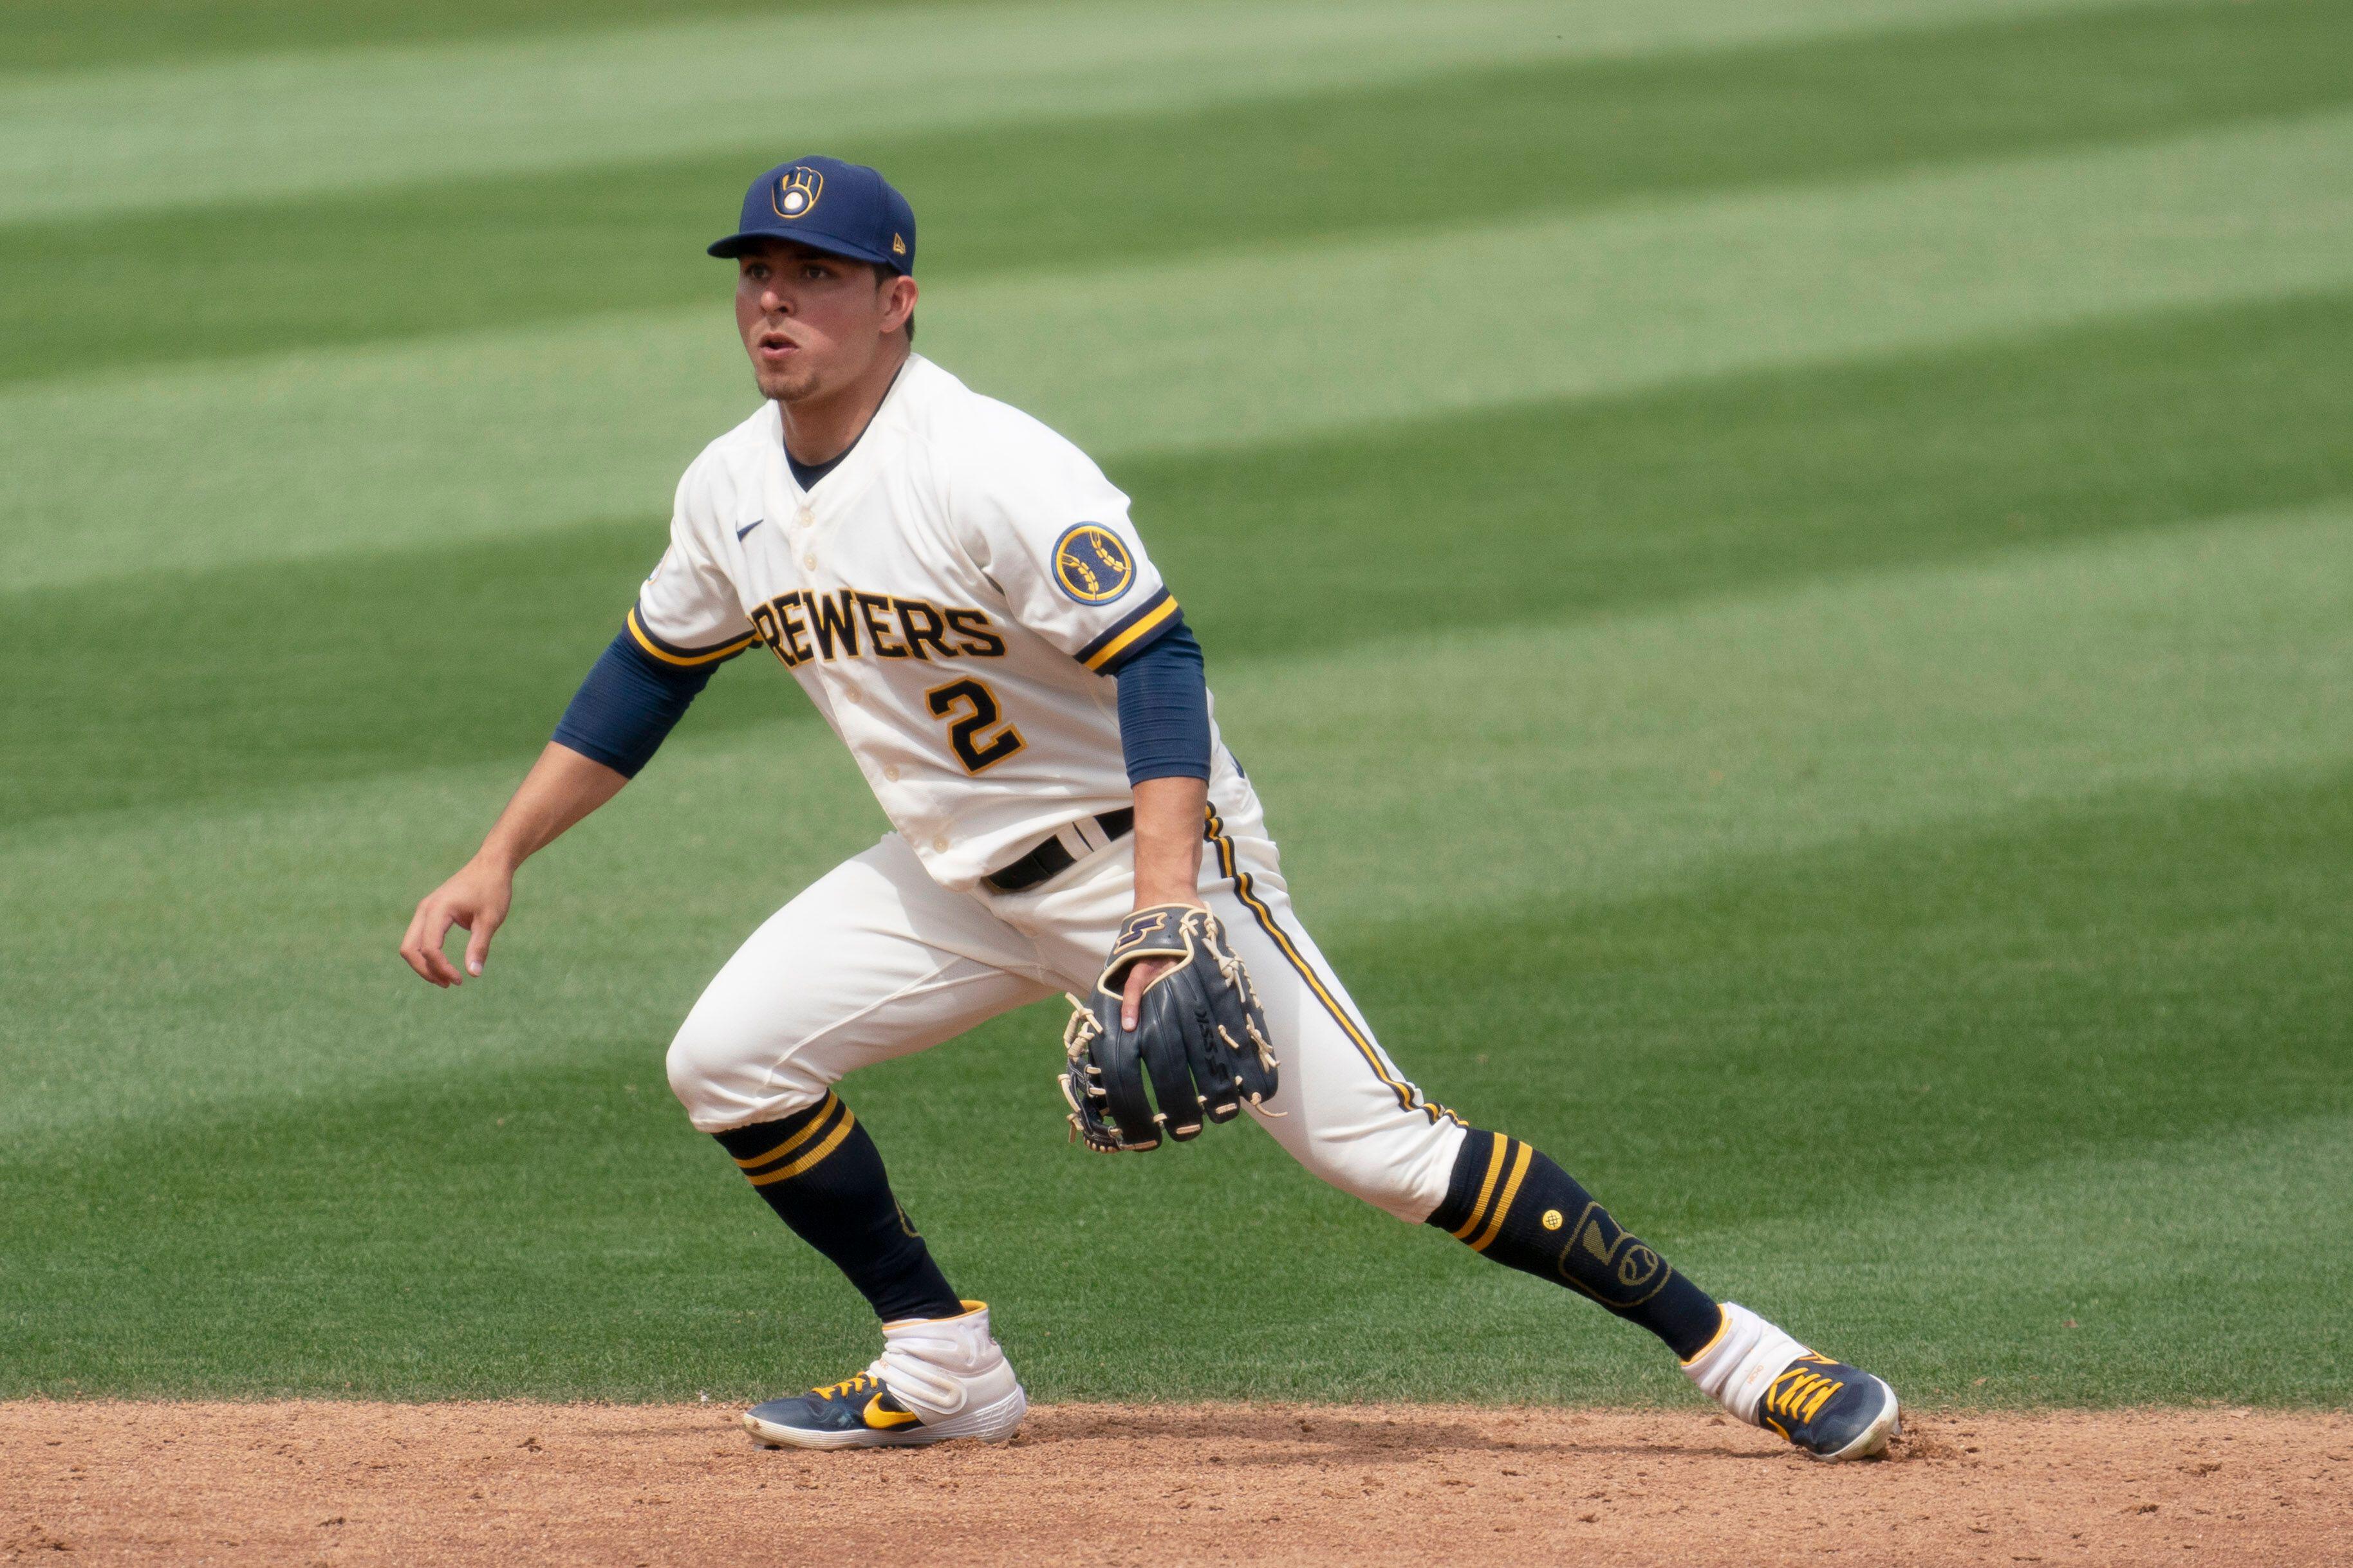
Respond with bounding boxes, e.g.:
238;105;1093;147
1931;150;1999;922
883;273;918;340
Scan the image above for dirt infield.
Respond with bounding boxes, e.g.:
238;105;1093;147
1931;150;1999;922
4;1401;2347;1565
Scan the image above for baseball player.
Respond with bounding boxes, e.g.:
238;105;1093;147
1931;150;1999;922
400;157;1901;1459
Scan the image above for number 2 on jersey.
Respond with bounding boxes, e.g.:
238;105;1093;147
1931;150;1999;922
924;678;1027;774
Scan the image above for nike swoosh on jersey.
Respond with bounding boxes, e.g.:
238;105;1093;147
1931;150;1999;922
737;518;765;540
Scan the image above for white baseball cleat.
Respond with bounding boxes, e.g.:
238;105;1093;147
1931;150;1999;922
1682;1302;1901;1461
742;1300;1028;1450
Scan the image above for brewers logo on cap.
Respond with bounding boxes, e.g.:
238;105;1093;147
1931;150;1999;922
772;166;824;220
1053;524;1135;604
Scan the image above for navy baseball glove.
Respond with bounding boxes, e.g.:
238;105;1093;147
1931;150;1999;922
1059;904;1279;1152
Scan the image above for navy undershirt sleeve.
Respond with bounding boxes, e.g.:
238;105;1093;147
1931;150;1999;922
552;631;720;778
1110;614;1211;785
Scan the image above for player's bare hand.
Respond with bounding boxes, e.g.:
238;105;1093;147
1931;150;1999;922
400;857;515;988
1120;955;1182;1030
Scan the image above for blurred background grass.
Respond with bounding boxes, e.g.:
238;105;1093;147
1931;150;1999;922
3;0;2349;1405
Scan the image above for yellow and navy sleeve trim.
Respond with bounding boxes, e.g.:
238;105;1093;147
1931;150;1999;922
731;1093;857;1186
627;603;757;668
1075;586;1178;673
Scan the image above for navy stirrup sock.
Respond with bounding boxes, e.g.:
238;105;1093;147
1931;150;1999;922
714;1093;963;1323
1429;1128;1724;1360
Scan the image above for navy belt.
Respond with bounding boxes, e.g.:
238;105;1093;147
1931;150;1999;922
982;809;1135;894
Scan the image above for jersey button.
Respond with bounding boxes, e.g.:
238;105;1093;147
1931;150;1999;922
802;552;817;570
932;836;949;853
882;764;900;782
841;686;862;704
795;506;815;528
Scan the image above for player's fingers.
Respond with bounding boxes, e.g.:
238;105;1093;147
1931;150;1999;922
400;905;429;970
401;934;449;986
1121;957;1179;1029
1121;964;1147;1030
463;907;503;979
398;903;443;985
409;901;464;987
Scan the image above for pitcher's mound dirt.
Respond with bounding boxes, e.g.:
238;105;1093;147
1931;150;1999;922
5;1401;2347;1565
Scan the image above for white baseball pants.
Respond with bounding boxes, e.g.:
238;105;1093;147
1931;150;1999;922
665;774;1467;1222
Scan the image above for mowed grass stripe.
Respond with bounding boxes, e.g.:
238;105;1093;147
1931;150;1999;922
2;0;951;74
13;0;2344;384
9;291;2349;824
1228;501;2353;921
6;770;2347;1403
11;109;2353;591
1147;291;2353;656
8;501;2349;1139
1;0;2125;224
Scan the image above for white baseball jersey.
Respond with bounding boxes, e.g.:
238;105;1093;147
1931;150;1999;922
642;353;1468;1222
628;354;1211;890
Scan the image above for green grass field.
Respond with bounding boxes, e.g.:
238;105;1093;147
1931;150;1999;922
5;0;2350;1409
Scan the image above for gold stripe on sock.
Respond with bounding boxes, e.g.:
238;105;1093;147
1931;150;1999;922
747;1109;857;1186
1468;1140;1535;1253
732;1094;839;1171
1450;1136;1512;1241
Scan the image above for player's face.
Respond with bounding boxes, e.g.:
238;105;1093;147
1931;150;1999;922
734;243;910;405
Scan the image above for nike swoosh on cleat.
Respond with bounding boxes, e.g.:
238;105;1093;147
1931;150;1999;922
862;1394;920;1430
736;519;764;540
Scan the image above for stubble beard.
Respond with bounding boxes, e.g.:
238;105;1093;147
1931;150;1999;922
754;359;819;406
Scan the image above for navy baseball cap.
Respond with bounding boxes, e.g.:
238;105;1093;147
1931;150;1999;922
708;156;916;274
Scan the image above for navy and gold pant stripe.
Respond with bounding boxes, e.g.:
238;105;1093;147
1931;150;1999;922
627;602;758;669
730;1092;857;1186
1447;1134;1535;1253
1202;804;1460;1129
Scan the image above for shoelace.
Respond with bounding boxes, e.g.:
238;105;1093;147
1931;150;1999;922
813;1372;879;1401
1762;1360;1845;1428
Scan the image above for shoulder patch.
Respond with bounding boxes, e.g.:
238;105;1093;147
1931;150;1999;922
1053;523;1135;604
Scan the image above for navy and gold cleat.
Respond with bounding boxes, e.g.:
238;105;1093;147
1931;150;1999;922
1681;1302;1901;1462
1756;1352;1901;1462
741;1300;1028;1452
743;1371;933;1451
